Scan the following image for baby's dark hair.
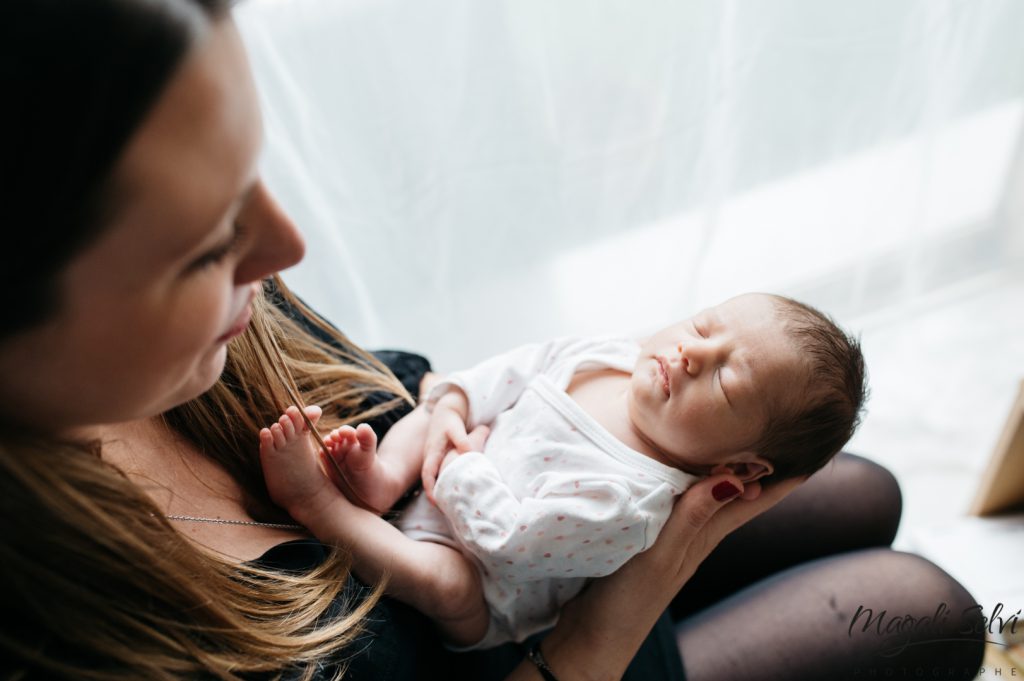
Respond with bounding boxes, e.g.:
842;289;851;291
753;295;868;479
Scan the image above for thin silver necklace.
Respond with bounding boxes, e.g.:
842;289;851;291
166;514;304;531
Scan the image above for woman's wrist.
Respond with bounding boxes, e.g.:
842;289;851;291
533;616;619;681
527;641;560;681
538;561;672;681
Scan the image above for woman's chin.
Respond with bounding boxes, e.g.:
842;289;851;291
165;344;230;410
198;342;230;390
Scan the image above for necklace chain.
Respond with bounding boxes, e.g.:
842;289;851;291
165;514;304;530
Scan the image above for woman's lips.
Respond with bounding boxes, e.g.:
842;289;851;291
216;305;253;343
656;356;670;397
216;286;257;343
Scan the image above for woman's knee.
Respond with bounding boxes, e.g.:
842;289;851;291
801;451;903;546
844;550;985;676
835;452;901;507
674;548;985;681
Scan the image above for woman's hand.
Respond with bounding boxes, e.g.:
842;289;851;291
510;473;806;681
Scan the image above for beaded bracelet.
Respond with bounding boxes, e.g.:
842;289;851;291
527;642;560;681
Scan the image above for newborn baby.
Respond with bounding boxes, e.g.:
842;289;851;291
260;292;866;649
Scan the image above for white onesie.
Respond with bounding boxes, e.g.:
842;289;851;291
397;336;699;649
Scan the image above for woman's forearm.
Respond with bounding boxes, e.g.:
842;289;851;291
511;580;666;681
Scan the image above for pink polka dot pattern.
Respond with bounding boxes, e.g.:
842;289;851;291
416;354;699;646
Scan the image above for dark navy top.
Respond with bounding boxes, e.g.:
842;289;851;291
255;538;685;681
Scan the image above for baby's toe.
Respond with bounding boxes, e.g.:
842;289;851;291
354;424;377;450
277;413;296;439
285;405;306;432
269;423;288;449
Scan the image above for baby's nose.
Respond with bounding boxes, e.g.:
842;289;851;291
677;344;697;375
682;337;719;372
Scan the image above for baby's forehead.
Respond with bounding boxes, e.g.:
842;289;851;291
698;292;780;318
689;299;790;340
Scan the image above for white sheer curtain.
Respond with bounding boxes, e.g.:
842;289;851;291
236;0;1024;371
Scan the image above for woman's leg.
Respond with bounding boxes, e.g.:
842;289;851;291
676;549;986;680
672;452;902;619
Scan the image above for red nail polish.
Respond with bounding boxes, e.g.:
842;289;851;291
712;481;740;501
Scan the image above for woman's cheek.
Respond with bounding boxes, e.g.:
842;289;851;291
166;279;234;354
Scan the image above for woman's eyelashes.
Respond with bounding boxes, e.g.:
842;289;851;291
187;223;247;273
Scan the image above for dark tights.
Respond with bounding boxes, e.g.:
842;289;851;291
672;453;985;680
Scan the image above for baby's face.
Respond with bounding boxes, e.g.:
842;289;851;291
628;293;806;474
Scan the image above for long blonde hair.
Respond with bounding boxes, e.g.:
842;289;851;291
0;277;414;680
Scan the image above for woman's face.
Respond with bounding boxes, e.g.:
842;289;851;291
0;18;304;431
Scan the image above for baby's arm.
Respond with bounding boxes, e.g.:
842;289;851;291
259;406;490;647
420;338;584;499
302;491;490;647
421;388;473;500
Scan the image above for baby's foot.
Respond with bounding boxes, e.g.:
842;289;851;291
258;405;326;512
322;424;396;514
324;423;378;473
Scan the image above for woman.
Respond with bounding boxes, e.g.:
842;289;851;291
0;2;985;679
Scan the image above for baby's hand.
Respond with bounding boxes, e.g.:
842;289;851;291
422;389;473;502
258;405;328;515
435;424;491;484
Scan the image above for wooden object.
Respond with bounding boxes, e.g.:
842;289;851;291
970;380;1024;516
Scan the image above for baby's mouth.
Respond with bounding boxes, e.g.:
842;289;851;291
656;357;670;397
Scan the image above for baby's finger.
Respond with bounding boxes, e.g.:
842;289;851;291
421;454;441;501
422;435;452;501
438;449;460;476
465;424;490;452
447;425;473;453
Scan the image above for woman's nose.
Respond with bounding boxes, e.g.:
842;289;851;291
233;181;306;284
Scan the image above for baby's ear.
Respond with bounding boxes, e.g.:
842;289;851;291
711;456;773;483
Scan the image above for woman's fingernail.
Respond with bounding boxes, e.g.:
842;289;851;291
712;481;741;501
